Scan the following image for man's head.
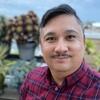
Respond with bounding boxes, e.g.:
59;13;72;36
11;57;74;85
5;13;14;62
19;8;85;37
40;4;84;32
39;4;85;76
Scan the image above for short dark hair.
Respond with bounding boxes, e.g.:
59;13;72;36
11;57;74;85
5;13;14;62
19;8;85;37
40;4;83;29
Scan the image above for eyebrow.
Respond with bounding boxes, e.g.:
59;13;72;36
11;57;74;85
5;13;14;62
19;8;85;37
64;29;79;35
43;32;56;38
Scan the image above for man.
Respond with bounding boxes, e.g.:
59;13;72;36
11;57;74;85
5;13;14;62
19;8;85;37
19;4;100;100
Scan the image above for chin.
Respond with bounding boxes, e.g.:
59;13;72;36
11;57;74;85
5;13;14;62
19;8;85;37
53;65;71;72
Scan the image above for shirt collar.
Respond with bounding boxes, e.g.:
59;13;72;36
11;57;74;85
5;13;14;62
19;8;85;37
66;60;88;87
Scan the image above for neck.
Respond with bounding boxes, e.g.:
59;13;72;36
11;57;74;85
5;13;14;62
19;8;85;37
50;70;67;86
50;65;81;86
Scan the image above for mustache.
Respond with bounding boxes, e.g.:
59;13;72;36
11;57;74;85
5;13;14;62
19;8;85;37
51;53;72;58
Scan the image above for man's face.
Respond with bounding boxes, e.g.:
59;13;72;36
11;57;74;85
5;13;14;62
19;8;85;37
40;15;85;75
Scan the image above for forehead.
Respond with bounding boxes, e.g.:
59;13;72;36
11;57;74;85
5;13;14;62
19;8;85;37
40;15;83;36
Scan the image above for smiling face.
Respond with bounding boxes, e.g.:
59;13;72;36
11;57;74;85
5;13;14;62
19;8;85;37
40;14;85;75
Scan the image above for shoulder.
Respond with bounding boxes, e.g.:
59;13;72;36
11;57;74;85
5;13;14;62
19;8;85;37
86;65;100;87
19;67;48;99
26;66;48;82
81;64;100;97
88;66;100;81
84;62;100;79
82;62;100;86
91;69;100;88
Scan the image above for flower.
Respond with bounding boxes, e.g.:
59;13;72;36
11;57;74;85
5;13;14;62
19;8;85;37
5;11;39;44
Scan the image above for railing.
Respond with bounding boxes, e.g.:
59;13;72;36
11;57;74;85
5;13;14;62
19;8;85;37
85;32;100;39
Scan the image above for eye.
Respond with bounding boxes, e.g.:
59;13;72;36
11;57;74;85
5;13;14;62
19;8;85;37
66;35;76;41
45;36;56;42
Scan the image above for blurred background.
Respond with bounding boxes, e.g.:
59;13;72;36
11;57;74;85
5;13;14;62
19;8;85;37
0;0;100;99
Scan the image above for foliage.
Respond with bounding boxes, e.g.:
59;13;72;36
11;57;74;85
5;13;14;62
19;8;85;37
5;11;39;44
0;43;16;91
0;16;7;41
0;41;37;89
0;43;8;63
0;43;16;75
92;52;100;70
0;73;5;90
85;39;100;71
85;39;96;54
8;59;37;88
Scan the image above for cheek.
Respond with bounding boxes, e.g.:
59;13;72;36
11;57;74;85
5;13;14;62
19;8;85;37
41;46;52;63
41;41;53;53
71;42;85;53
41;44;51;56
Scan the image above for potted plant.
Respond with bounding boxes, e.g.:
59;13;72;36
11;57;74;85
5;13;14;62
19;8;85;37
6;11;39;60
0;43;15;94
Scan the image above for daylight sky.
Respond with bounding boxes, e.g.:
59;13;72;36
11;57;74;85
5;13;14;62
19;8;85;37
0;0;100;22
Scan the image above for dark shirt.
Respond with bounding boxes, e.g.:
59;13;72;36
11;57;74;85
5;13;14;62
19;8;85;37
19;62;100;100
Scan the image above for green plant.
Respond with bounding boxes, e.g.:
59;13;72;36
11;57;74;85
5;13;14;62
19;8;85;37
85;39;100;71
6;11;39;44
0;43;16;75
0;73;5;94
92;52;100;71
8;59;36;88
0;43;16;93
0;16;7;41
0;43;8;65
85;39;96;54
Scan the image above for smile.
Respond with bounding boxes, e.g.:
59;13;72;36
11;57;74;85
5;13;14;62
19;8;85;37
51;54;72;59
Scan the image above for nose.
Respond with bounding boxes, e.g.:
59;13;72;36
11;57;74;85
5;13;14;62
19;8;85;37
54;39;68;53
